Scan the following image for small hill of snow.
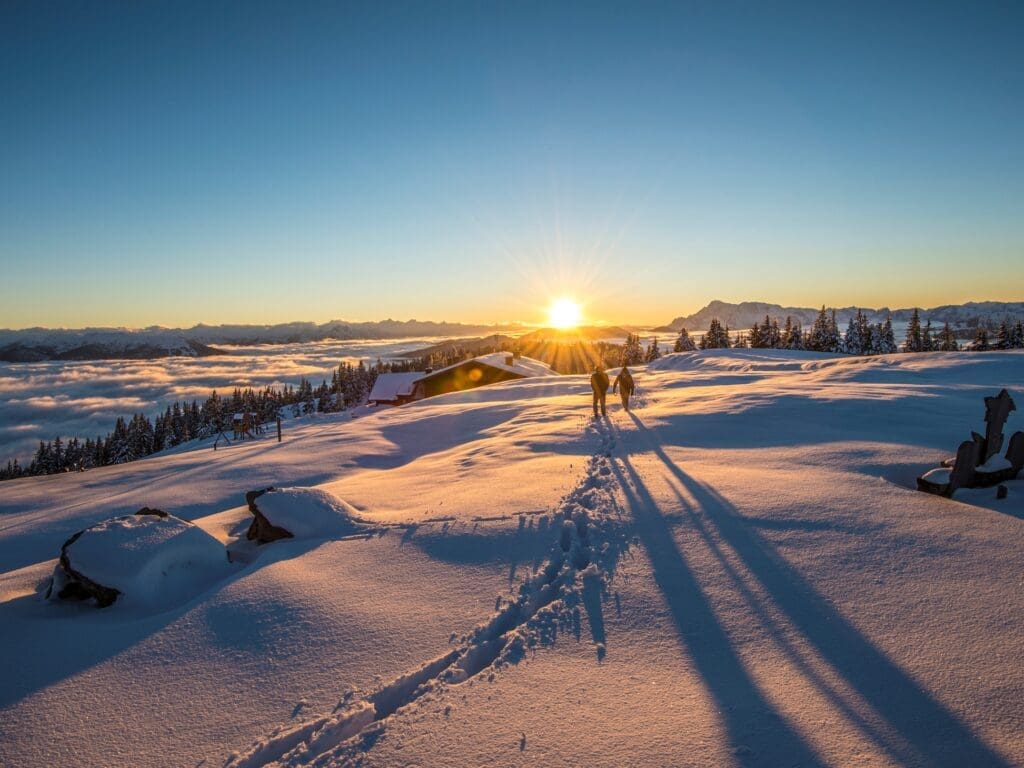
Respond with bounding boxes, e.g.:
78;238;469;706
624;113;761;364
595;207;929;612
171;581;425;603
53;513;230;610
253;487;368;540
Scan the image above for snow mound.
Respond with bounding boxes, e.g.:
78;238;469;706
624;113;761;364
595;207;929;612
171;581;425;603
51;511;230;610
252;487;369;540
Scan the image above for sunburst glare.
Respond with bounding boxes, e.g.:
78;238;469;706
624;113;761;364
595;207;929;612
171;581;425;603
547;298;583;329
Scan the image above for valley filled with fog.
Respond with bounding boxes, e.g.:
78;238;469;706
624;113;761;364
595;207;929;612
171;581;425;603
0;338;444;463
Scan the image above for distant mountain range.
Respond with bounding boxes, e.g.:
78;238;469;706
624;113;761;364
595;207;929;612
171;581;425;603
656;300;1024;332
0;320;525;362
0;330;223;362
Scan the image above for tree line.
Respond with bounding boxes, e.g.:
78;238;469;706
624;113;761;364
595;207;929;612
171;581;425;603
5;312;1022;482
670;307;1024;354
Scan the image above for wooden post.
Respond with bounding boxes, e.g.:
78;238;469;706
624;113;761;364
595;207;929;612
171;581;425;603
276;417;282;443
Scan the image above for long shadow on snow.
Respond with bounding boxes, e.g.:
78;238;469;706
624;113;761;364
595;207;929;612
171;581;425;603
623;412;1012;768
602;426;828;767
637;389;977;451
0;535;338;710
0;404;524;573
351;404;524;470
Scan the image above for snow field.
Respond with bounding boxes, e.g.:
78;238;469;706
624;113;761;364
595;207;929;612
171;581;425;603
0;349;1022;767
226;428;625;767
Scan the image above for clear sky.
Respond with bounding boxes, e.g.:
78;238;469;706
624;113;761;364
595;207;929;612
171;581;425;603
1;1;1022;329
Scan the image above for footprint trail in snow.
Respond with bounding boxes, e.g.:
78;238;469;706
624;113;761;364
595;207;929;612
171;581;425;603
224;422;628;768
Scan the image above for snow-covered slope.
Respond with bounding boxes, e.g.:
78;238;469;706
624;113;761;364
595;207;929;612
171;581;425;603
1;350;1023;767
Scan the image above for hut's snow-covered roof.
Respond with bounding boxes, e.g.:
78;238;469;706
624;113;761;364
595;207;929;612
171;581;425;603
424;353;557;380
367;372;422;403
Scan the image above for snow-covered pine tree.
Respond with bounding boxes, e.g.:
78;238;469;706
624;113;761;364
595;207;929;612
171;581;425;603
938;321;959;351
921;320;934;352
1012;320;1024;348
843;313;862;355
621;333;645;364
673;327;696;352
879;317;897;354
106;417;131;464
781;317;803;349
856;311;871;353
645;337;662;362
996;320;1012;350
828;310;840;352
767;318;781;348
748;321;763;349
807;306;831;352
904;308;922;352
973;327;990;351
700;319;730;349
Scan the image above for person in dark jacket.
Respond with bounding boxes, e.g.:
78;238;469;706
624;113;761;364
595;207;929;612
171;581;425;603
612;366;635;411
590;365;610;417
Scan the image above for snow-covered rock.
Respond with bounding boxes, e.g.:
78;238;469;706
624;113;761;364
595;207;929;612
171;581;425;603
246;486;368;543
49;509;229;609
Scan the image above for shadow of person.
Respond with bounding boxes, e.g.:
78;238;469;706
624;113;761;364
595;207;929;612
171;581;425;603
619;411;1012;768
604;429;828;766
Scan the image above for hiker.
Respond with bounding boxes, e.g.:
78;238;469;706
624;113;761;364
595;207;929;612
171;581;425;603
613;365;635;411
590;365;610;417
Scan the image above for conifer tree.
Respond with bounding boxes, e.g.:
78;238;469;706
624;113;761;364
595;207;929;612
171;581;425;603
879;317;897;354
673;327;696;352
620;333;645;365
938;321;959;351
904;308;923;352
843;313;862;355
748;321;763;349
807;306;833;352
921;320;934;352
781;317;803;349
645;337;662;362
973;327;990;351
996;320;1012;350
699;319;730;349
1012;320;1024;349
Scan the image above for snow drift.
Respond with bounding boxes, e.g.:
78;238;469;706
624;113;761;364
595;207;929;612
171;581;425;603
49;509;230;610
246;486;369;543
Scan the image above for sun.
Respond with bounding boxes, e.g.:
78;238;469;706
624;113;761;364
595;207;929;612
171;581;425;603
547;298;583;329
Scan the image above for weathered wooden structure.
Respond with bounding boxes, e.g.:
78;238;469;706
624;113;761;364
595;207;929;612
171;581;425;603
917;389;1024;497
232;412;261;440
367;353;557;406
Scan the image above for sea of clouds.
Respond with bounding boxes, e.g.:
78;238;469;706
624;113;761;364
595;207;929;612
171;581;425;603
0;338;438;464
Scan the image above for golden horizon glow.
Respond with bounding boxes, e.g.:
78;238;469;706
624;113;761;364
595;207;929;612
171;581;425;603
547;297;583;329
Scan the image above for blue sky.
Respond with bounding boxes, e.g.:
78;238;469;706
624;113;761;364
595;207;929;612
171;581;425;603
1;1;1022;327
